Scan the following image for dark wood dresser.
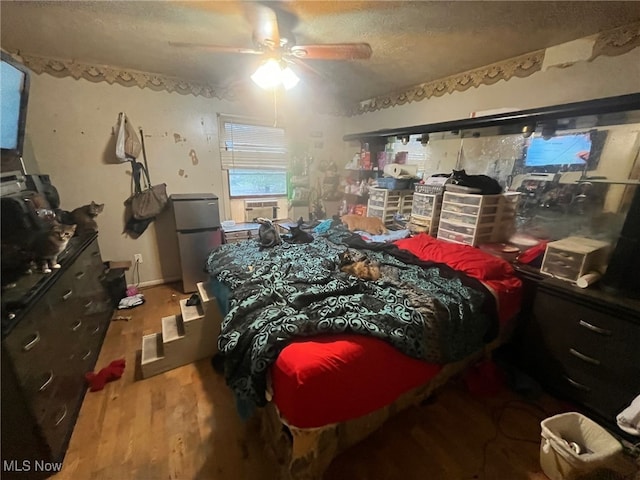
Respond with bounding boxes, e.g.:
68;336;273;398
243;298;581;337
512;265;640;437
1;234;112;478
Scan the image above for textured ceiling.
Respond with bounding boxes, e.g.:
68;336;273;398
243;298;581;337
2;1;640;106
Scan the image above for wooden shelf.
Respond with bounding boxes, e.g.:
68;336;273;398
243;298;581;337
577;178;640;185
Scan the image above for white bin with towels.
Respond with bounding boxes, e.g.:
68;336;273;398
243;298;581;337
540;412;623;480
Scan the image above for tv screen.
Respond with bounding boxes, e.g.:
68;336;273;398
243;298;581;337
524;132;592;168
0;52;29;157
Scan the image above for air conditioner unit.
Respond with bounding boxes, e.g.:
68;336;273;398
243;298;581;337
244;199;279;222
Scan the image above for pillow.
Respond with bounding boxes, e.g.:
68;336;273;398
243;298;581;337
394;234;515;281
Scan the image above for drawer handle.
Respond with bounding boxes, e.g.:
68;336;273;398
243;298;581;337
39;370;54;391
54;405;67;426
564;376;591;392
578;320;611;336
75;271;85;279
92;251;100;257
23;332;41;351
84;300;93;309
71;320;82;331
569;348;600;366
82;349;92;360
62;289;73;301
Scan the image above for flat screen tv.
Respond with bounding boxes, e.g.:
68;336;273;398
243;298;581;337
1;52;30;168
523;130;606;172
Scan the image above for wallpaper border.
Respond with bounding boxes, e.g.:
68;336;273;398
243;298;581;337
6;21;639;116
348;21;640;116
12;53;234;102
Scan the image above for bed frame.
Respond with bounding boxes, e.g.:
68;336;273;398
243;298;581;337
259;334;507;480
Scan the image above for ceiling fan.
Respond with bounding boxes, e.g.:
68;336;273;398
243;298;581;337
168;3;372;90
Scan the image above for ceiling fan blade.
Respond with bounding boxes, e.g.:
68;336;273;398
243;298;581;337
246;3;280;48
288;57;327;81
168;41;263;55
289;43;372;61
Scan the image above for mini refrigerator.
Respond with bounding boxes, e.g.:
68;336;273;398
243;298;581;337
171;193;222;293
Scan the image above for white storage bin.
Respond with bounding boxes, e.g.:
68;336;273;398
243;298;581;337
540;412;623;480
367;188;413;226
540;237;610;282
437;192;519;246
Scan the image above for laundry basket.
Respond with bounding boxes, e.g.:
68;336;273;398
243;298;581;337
540;412;623;480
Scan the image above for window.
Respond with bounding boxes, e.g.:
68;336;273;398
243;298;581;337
228;169;287;197
218;114;288;197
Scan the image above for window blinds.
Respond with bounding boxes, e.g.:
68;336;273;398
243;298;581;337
218;114;288;170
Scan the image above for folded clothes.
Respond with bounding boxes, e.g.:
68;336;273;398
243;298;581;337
118;293;145;309
617;394;640;436
357;229;410;243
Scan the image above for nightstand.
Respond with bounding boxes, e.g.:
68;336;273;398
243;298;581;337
510;264;640;439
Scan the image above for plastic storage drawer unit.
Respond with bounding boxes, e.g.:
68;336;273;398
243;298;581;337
541;236;610;282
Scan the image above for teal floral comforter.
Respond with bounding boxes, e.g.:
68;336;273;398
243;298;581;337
206;227;494;409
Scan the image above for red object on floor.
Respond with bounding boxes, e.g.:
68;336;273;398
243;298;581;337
463;359;506;396
85;359;126;392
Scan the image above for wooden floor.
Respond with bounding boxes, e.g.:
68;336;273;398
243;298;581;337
56;282;606;480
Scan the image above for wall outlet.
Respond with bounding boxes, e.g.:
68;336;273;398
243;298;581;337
134;253;143;264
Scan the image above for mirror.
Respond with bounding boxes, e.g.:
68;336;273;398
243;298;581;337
393;109;640;245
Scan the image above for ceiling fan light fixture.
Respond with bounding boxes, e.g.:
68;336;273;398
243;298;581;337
251;59;282;89
251;59;300;90
280;66;300;90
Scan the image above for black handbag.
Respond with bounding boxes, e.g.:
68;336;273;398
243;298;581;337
123;129;167;237
127;162;168;220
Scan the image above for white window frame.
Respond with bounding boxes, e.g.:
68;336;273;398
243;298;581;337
218;114;288;171
218;114;289;199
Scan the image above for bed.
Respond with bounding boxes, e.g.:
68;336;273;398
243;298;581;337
205;226;522;479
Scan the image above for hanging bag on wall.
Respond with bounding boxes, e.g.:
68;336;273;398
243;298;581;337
129;165;168;220
125;128;168;220
115;113;142;162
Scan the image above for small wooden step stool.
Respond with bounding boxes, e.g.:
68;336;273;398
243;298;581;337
140;281;222;378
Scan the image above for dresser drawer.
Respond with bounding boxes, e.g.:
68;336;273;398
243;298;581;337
535;290;640;364
411;193;438;217
26;365;86;425
530;289;640;419
71;239;105;297
1;234;112;467
3;302;58;382
39;372;85;461
553;369;639;420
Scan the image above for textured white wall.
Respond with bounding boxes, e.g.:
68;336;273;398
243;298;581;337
22;74;345;286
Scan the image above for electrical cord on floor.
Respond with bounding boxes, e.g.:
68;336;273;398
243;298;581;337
466;397;555;480
475;399;639;480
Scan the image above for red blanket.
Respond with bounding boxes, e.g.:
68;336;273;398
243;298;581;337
272;234;522;428
394;234;522;324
